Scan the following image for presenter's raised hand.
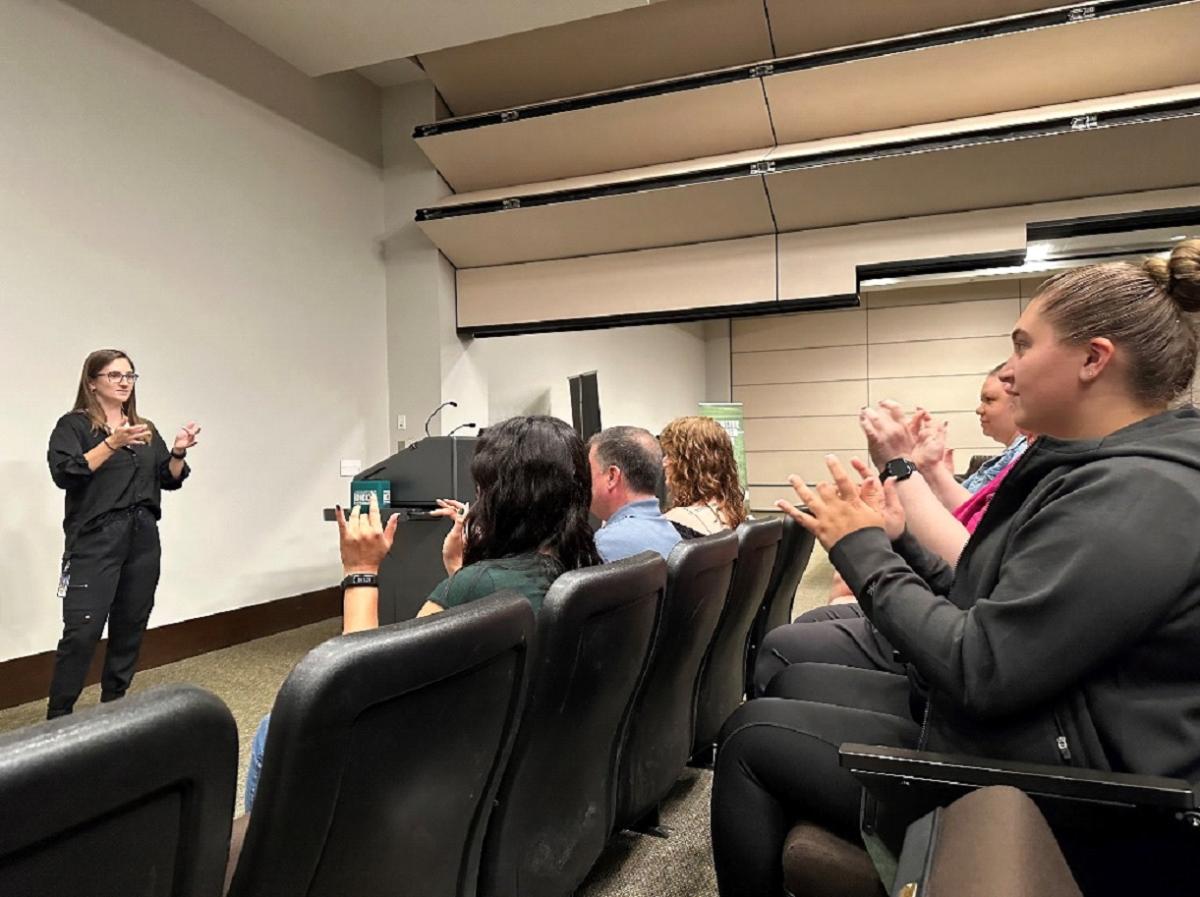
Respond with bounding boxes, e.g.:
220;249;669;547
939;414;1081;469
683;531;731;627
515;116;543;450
776;455;886;551
336;493;398;575
431;498;467;575
173;421;201;453
108;422;152;448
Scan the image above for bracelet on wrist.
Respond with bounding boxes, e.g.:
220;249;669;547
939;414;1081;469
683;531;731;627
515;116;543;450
170;448;187;459
103;438;116;451
341;572;379;590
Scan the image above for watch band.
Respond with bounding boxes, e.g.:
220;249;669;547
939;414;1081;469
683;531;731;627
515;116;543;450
879;458;918;483
341;572;379;590
170;448;188;459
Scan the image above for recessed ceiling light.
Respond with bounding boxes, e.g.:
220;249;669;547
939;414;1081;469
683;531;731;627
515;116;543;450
1024;243;1052;262
1170;234;1189;241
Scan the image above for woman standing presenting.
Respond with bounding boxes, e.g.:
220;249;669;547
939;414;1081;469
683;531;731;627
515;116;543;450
45;349;200;719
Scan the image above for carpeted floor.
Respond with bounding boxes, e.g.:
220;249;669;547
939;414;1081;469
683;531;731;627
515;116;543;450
0;545;834;896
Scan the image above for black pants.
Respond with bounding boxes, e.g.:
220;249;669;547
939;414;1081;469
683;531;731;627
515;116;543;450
47;507;160;718
752;603;904;696
711;664;919;897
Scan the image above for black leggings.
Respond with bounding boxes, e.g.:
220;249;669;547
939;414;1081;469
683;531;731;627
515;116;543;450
711;665;919;897
752;604;904;696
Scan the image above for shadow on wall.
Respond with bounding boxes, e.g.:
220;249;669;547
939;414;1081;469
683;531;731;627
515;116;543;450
490;387;553;422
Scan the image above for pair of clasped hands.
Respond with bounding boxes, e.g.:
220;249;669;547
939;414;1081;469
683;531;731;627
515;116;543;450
779;401;927;551
335;494;467;578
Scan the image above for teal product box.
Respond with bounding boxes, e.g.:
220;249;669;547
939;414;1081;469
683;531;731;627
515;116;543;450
350;479;391;511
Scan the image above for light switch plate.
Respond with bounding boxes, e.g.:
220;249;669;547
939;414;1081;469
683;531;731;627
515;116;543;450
397;414;407;430
340;459;361;477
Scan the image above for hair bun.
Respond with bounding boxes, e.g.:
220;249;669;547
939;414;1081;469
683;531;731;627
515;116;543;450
1145;239;1200;313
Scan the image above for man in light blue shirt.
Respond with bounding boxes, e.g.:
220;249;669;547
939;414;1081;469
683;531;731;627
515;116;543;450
589;426;681;563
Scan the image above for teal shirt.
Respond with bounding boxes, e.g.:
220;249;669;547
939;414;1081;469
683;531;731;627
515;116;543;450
427;552;563;612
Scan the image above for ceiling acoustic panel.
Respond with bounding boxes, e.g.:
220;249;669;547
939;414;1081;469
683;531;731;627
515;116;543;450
776;186;1200;302
414;76;774;192
419;0;771;116
766;88;1200;235
765;0;1065;57
417;152;774;267
456;234;776;333
766;2;1200;145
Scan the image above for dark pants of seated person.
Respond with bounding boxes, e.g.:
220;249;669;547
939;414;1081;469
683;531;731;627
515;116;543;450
752;603;904;697
711;667;920;897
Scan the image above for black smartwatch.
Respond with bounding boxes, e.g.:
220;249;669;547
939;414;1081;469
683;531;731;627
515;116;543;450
341;572;379;590
879;458;918;483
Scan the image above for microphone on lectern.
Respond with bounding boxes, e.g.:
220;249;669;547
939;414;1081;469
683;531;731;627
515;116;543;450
424;400;457;437
446;422;477;437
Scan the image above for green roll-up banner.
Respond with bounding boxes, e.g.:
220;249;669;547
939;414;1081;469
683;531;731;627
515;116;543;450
699;402;747;489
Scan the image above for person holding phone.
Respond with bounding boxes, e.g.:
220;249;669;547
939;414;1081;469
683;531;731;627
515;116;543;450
45;349;199;719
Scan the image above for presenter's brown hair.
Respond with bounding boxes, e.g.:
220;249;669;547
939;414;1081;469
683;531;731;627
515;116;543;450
72;348;152;434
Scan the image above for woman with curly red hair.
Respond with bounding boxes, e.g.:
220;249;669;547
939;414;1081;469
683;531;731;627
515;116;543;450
659;415;748;534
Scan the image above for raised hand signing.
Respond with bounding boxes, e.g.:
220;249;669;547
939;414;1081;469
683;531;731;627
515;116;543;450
173;421;201;454
430;498;468;575
336;492;399;575
107;422;152;448
859;400;927;469
776;454;897;551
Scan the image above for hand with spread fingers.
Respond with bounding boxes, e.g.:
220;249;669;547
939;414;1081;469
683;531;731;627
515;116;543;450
859;400;928;470
776;454;890;551
849;457;905;540
911;419;950;474
336;493;399;575
173;421;201;454
430;498;467;575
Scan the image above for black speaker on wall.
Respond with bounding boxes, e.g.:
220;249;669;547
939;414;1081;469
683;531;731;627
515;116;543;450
569;371;602;441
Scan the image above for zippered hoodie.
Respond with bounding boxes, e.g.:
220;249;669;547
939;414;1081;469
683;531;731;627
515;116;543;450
832;406;1200;780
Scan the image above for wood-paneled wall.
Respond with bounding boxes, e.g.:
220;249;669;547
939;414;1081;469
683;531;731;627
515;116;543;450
737;277;1046;509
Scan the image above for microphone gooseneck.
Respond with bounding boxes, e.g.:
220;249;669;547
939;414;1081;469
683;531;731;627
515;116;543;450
424;400;458;437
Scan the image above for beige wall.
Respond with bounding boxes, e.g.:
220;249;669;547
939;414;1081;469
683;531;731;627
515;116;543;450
735;278;1045;510
0;1;389;661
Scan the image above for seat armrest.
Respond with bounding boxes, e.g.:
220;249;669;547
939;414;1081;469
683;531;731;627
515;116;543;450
839;743;1198;812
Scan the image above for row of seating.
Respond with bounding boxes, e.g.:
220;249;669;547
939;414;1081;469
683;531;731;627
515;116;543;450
0;517;815;897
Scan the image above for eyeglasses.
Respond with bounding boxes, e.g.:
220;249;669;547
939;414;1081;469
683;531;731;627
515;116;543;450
100;372;139;384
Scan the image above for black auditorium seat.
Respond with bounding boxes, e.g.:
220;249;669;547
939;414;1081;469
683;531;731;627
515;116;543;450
0;684;237;897
479;552;666;897
225;592;535;897
746;514;816;697
614;530;738;833
691;517;783;764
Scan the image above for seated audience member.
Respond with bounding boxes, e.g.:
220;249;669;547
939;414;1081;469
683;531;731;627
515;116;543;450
244;415;600;811
659;415;748;535
589;426;682;562
713;241;1200;897
873;364;1029;517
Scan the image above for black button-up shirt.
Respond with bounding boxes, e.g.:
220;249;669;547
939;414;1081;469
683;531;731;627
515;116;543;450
48;411;189;547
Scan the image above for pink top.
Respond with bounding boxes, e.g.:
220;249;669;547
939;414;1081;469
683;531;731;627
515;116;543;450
952;463;1013;533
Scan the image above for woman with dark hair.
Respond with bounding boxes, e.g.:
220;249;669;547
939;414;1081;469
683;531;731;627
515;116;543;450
46;349;200;718
711;241;1200;896
659;416;748;534
245;415;599;810
416;414;602;616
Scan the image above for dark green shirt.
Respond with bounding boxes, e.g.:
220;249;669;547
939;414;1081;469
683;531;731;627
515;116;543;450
427;552;563;612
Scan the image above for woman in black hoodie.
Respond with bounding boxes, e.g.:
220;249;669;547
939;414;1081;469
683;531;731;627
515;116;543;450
711;240;1200;897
